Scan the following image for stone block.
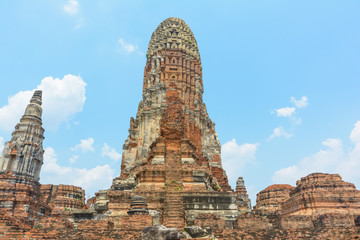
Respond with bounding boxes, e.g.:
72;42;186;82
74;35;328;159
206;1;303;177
184;225;209;238
142;225;182;240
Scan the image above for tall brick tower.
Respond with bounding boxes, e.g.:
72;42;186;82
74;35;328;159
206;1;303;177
108;18;250;229
112;17;230;191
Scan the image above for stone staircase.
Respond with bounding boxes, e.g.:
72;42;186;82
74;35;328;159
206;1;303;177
163;192;185;229
162;139;186;229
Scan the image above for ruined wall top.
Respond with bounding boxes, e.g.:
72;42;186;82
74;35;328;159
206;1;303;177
146;17;200;61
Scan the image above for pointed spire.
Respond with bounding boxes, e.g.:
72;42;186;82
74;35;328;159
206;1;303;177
23;90;43;122
30;90;42;106
0;90;45;182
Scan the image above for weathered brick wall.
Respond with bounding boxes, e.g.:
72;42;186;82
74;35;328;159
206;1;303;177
282;173;360;216
0;174;50;218
213;227;360;240
313;213;356;228
253;184;294;216
235;214;273;230
280;214;314;229
0;212;143;240
0;208;49;239
41;184;86;214
116;215;152;230
193;213;226;230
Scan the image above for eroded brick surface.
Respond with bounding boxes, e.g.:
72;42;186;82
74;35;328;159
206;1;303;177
282;173;360;216
41;184;86;213
254;184;295;215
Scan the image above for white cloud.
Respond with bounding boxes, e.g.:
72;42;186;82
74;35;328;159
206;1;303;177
272;165;302;184
41;147;114;197
0;136;4;153
350;121;360;145
272;96;307;128
118;38;136;53
276;107;296;117
291;117;302;125
0;74;86;131
39;75;86;130
222;138;259;187
291;96;308;108
337;121;360;181
117;38;142;55
63;0;79;15
75;18;85;30
0;91;33;131
69;155;79;164
102;143;121;161
272;121;360;188
269;127;293;140
71;138;94;153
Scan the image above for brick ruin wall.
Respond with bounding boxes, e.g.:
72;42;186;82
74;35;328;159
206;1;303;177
2;173;360;239
40;184;86;214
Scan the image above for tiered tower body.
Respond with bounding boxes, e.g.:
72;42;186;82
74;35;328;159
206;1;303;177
113;18;230;190
0;90;49;216
108;18;250;228
0;90;44;182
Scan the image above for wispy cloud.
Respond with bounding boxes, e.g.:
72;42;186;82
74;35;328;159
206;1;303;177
71;138;95;153
272;120;360;188
117;38;142;55
276;107;296;118
273;96;308;119
271;96;308;136
222;138;259;187
41;147;114;197
102;143;121;161
63;0;79;15
291;96;308;109
75;17;85;30
69;155;79;164
269;127;293;140
0;74;86;131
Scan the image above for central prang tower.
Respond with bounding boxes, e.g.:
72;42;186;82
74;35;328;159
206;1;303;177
113;17;230;190
108;17;250;229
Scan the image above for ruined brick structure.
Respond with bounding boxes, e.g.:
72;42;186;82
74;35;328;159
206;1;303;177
113;17;229;190
281;173;360;216
0;91;87;237
0;90;44;182
0;91;49;219
108;18;243;230
235;177;251;214
253;184;294;215
40;184;86;214
1;17;360;239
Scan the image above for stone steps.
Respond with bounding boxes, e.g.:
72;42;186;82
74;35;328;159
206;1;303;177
163;191;185;229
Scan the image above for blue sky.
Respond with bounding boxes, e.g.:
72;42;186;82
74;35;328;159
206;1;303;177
0;0;360;204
